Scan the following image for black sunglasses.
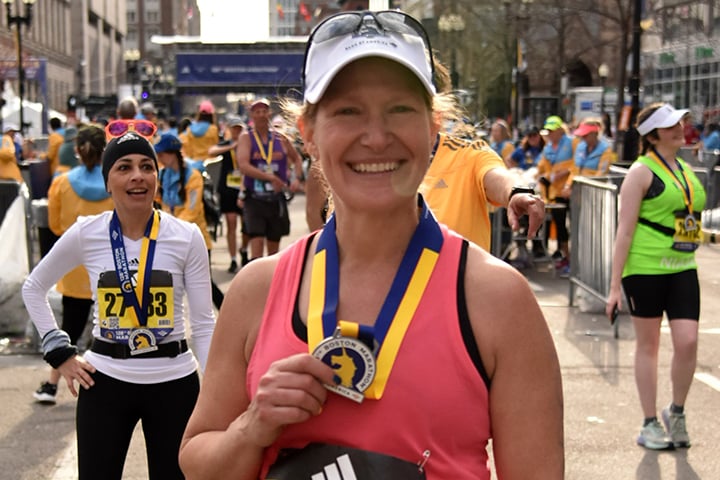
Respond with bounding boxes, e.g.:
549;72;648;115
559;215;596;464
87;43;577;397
301;10;436;93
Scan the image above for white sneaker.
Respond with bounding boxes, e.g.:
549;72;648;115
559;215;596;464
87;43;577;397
662;406;690;448
636;419;672;450
33;382;57;404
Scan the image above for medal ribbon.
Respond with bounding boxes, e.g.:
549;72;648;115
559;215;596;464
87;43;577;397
650;148;695;213
109;210;160;328
252;129;274;166
308;196;444;399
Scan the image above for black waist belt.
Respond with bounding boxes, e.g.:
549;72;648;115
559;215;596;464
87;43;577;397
247;191;283;202
91;339;188;359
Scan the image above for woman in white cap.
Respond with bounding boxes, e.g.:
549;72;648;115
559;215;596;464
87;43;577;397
180;10;563;480
606;102;711;450
22;131;215;479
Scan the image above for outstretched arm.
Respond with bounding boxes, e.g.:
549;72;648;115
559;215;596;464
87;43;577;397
484;167;545;237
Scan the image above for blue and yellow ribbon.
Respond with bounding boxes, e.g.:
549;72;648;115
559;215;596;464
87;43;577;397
109;210;160;327
308;196;443;399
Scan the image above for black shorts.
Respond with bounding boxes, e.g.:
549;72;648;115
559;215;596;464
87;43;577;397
244;194;290;242
219;187;243;215
621;269;700;320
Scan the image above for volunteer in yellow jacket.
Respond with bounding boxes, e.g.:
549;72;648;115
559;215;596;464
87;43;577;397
47;117;65;175
0;124;23;182
33;125;115;404
537;115;575;274
155;133;225;309
180;100;220;163
567;119;615;184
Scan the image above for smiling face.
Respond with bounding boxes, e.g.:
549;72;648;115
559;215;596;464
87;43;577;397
301;57;439;213
106;154;158;210
250;104;270;130
651;121;685;151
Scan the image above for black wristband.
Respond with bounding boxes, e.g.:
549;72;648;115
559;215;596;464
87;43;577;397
43;345;78;369
508;185;535;204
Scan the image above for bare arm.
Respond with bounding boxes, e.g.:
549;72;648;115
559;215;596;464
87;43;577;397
280;134;304;192
207;141;236;157
179;258;335;479
605;164;651;320
484;167;545;237
465;245;564;479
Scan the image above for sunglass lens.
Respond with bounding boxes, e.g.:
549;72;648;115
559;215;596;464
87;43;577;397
135;122;156;136
312;14;361;43
108;122;128;136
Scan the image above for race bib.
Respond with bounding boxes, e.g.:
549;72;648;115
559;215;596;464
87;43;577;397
672;211;702;252
226;170;243;189
97;270;175;343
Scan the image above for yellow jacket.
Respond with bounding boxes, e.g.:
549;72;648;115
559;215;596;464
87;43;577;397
180;124;220;161
537;135;575;201
0;135;22;182
48;167;114;299
46;131;64;175
157;167;212;249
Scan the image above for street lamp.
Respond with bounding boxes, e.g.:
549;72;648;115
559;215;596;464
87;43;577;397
4;0;36;136
438;13;465;90
598;63;609;115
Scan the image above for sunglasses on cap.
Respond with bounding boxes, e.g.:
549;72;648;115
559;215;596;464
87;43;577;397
105;119;157;139
301;10;435;93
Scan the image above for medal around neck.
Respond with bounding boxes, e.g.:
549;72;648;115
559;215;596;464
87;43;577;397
312;327;376;403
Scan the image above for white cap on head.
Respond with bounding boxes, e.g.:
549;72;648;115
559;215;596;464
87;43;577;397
251;98;271;110
303;22;435;104
637;104;689;136
3;124;19;134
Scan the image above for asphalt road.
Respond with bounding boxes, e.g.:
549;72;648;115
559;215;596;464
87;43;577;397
1;193;719;479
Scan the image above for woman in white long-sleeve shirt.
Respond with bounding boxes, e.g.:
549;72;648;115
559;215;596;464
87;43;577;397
22;128;215;480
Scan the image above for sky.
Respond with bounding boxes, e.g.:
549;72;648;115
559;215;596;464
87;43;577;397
196;0;270;43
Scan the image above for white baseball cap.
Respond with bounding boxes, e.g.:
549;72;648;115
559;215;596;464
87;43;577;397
302;11;436;104
636;104;689;136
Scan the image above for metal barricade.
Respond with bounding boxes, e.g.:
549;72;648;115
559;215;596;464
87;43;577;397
568;175;621;338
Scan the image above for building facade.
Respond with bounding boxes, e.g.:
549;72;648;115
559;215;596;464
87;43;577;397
1;0;128;131
641;1;720;122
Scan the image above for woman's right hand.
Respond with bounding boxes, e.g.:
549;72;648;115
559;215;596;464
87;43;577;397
239;353;336;448
605;290;622;325
57;355;96;397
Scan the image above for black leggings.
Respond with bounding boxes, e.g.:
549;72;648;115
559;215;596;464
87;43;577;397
76;370;199;480
61;296;93;344
550;198;570;244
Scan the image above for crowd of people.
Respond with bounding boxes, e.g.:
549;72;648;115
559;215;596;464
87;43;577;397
2;6;718;480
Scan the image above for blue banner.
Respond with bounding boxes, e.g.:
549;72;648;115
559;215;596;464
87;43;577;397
175;52;304;88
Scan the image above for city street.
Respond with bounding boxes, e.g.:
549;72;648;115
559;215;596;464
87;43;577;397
1;193;719;479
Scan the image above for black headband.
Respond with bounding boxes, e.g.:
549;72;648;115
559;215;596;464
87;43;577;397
102;132;158;185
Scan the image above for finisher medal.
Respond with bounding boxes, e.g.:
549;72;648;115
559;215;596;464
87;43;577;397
307;195;444;402
312;327;376;403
